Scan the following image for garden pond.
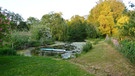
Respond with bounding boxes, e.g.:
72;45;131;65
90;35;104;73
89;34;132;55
17;42;86;59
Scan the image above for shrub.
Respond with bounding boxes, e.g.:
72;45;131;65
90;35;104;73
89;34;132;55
0;11;11;47
86;24;98;38
0;47;16;55
30;25;53;45
120;40;135;63
82;42;92;52
28;40;40;47
11;31;30;49
67;23;86;42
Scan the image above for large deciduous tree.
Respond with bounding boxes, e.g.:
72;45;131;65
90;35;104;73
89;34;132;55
41;12;68;41
87;0;125;37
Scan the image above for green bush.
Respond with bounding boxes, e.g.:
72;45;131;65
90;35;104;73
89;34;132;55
0;47;16;55
28;40;40;47
67;23;86;42
30;25;53;45
120;40;135;63
82;42;92;52
11;31;30;50
86;24;98;38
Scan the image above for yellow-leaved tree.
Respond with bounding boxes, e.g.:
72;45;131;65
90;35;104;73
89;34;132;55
116;15;130;39
117;15;129;27
98;2;114;36
87;0;125;37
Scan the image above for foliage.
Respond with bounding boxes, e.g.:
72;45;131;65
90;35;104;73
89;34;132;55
0;47;16;55
120;40;135;63
30;24;53;45
26;17;39;29
114;4;135;64
0;7;29;48
67;15;87;41
26;17;39;25
115;15;129;38
16;21;29;31
0;56;94;76
41;12;68;41
10;31;30;49
27;40;40;47
82;42;92;52
0;7;24;30
118;11;135;40
87;0;125;36
98;2;115;36
117;15;129;27
86;23;98;38
0;8;11;47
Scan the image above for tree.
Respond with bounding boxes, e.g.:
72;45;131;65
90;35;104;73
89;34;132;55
0;7;11;47
1;7;25;30
87;0;125;37
117;15;129;27
17;21;29;31
97;2;115;36
30;24;52;45
26;17;39;26
118;11;135;40
67;15;87;41
41;12;68;41
86;23;98;38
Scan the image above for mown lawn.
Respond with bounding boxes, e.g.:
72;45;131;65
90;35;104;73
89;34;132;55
0;56;94;76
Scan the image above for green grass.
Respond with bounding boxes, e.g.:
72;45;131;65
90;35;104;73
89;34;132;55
85;38;102;45
82;42;92;52
0;56;94;76
71;40;135;76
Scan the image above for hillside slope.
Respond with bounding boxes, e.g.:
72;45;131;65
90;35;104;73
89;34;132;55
71;41;135;76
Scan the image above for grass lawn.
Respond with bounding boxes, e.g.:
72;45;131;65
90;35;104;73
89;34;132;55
71;40;135;76
0;56;94;76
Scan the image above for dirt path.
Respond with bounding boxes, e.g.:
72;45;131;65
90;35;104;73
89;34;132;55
70;41;135;76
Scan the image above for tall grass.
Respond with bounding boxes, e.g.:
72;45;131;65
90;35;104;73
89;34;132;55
120;40;135;63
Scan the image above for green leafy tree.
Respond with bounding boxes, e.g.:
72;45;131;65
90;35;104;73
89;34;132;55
67;15;87;41
41;12;68;41
86;23;98;38
30;24;52;45
26;17;40;27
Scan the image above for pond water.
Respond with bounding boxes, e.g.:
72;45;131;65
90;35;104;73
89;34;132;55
31;44;77;59
17;42;86;59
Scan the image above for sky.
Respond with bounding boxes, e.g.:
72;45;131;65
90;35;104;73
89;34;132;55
0;0;135;21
